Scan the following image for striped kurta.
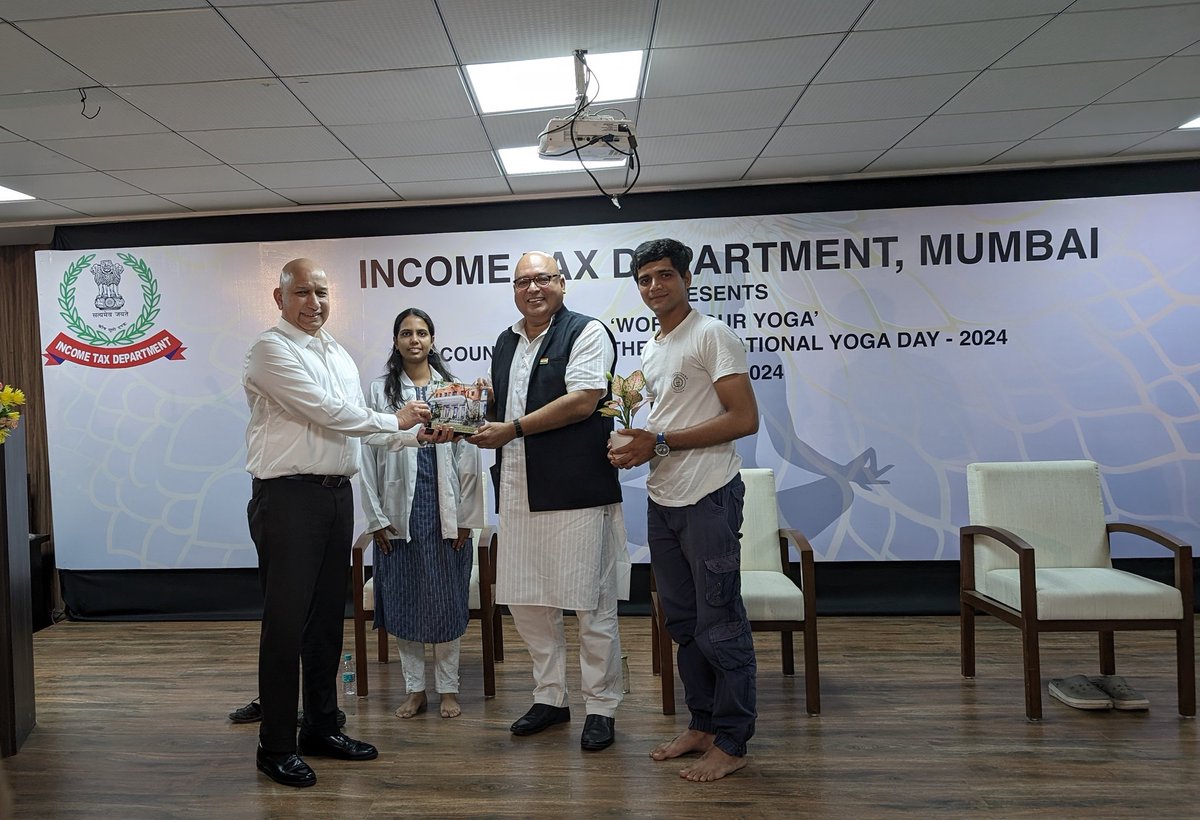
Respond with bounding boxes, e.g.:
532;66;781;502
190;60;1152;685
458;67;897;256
373;445;471;643
494;318;628;610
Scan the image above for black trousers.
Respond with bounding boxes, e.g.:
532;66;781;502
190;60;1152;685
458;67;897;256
248;477;352;753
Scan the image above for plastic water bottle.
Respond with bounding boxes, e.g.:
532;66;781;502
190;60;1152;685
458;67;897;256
340;653;357;716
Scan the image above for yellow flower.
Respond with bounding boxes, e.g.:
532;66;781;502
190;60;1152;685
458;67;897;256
0;385;25;407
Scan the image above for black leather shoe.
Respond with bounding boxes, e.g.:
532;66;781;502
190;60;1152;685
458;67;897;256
580;714;615;751
229;699;262;724
298;709;347;728
510;704;571;736
297;731;378;761
256;745;316;787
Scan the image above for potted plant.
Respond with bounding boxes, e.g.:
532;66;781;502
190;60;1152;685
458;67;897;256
600;370;647;449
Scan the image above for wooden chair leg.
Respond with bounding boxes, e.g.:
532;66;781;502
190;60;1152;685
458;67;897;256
492;606;504;662
804;620;820;716
1098;630;1116;676
780;632;795;676
481;608;496;699
377;618;389;663
651;591;675;715
650;610;661;675
354;611;369;697
1178;618;1196;717
1021;621;1042;721
960;603;976;678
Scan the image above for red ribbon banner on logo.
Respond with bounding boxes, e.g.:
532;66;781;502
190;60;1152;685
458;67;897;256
43;330;187;368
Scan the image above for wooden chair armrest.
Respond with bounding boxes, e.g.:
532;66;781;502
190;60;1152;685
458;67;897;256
781;528;815;588
1106;522;1191;556
960;524;1038;615
1107;522;1194;599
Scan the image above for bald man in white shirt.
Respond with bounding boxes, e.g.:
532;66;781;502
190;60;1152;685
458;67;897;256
243;258;440;788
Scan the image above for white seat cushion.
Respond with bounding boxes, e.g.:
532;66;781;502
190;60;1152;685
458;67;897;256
363;577;375;611
741;570;805;621
982;567;1183;620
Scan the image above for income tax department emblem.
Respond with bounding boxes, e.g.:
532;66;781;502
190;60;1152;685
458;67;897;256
44;253;187;369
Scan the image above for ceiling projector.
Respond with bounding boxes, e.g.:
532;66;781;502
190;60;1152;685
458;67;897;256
537;115;636;161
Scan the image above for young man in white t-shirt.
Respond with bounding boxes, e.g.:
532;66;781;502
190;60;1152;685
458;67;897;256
609;238;759;782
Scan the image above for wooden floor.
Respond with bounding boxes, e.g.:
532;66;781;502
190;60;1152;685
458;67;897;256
3;615;1199;818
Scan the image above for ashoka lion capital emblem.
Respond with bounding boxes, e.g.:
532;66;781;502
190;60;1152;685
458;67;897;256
91;259;126;310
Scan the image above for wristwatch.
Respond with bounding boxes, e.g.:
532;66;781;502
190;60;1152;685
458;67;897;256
654;432;671;457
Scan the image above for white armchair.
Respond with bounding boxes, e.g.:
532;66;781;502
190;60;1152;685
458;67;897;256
960;460;1195;720
652;467;820;716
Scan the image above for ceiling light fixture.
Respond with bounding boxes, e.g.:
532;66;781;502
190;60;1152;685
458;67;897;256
0;185;35;203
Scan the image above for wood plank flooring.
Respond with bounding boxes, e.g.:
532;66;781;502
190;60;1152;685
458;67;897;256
3;615;1199;818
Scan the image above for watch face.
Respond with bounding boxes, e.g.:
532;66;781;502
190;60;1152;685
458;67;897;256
654;442;670;457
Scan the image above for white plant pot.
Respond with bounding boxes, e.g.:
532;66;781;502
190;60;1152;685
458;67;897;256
609;430;634;450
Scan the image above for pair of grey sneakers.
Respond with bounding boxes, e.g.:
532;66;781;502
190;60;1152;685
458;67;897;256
1048;675;1149;710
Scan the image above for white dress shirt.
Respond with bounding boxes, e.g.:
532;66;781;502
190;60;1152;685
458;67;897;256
243;319;400;479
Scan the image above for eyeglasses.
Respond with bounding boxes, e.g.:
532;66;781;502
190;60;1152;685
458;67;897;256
513;273;560;290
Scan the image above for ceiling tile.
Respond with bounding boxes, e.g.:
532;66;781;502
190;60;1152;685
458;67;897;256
856;0;1071;28
1037;98;1200;138
1116;129;1200;153
786;73;976;125
988;132;1163;163
816;17;1051;83
21;8;272;85
271;183;398;205
764;118;925;156
995;5;1200;67
163;189;297;210
637;129;774;164
866;142;1017;172
235;158;380;188
41;132;219;169
110;165;262;193
942;60;1159;114
745;151;882;179
506;169;629;194
182;127;352;164
1100;56;1200;104
388;177;513;201
0;1;205;20
366;152;500;183
283;68;475;126
645;35;841;97
222;0;454;76
653;0;867;46
0;88;167;140
0;170;146;198
0;199;86;220
331;118;492;158
438;0;655;63
0;22;95;94
0;141;91;174
638;87;803;138
116;80;318;131
51;194;187;216
897;107;1079;147
636;158;753;186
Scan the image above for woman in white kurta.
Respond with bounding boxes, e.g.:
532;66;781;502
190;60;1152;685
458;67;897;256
360;308;484;719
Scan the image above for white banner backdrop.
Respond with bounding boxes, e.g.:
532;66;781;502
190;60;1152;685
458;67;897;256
37;191;1200;569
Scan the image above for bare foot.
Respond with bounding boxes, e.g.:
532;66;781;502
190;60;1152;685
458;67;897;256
649;729;714;761
679;747;747;782
439;693;461;718
394;691;428;719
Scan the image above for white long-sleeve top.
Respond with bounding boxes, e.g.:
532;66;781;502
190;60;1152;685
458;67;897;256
243;319;406;479
359;374;485;540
